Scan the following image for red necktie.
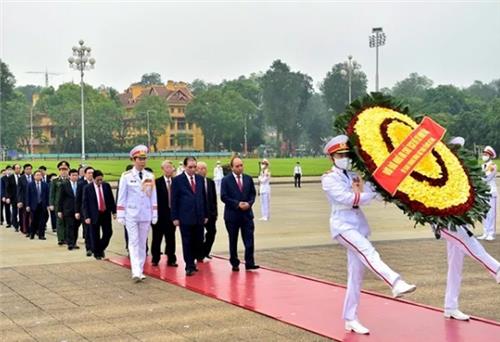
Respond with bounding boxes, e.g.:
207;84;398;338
237;175;243;192
190;176;196;193
98;185;106;212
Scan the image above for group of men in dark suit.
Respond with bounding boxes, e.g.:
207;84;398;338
1;161;116;260
153;156;259;276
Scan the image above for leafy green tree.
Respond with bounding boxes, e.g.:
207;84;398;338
420;85;470;115
261;60;313;155
139;72;162;86
321;59;368;114
16;85;43;105
390;73;433;110
303;93;333;154
133;95;170;151
0;61;30;151
35;83;123;153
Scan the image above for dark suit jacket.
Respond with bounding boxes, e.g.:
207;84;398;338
155;176;173;223
82;182;116;224
6;174;20;203
76;179;92;214
0;175;7;198
58;180;82;216
221;173;256;222
171;173;207;226
205;177;218;220
18;174;33;205
26;181;49;211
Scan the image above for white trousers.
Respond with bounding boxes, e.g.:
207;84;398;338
441;226;500;310
484;196;497;237
260;192;270;219
336;229;400;321
215;180;222;197
126;220;151;277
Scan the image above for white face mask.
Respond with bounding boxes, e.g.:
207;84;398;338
482;155;490;162
335;157;352;170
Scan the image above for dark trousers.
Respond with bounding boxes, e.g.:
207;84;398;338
19;207;30;234
179;223;203;271
151;219;176;264
30;206;47;238
90;212;113;257
225;218;255;267
202;217;217;258
49;210;56;231
83;223;93;252
294;174;301;188
63;215;80;247
11;205;19;229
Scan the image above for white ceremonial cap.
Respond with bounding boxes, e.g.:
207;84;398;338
449;136;465;147
323;135;350;155
130;144;148;159
483;146;497;159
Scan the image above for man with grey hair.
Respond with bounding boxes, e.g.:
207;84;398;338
196;161;218;260
151;159;178;267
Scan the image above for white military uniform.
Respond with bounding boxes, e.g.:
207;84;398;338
482;150;497;239
117;167;158;278
322;165;402;321
213;164;224;195
436;225;500;313
258;168;271;220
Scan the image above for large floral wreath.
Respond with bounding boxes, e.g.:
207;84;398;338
334;93;491;230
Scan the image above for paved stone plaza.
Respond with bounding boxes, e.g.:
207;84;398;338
1;180;499;341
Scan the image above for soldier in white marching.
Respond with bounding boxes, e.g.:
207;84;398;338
258;159;271;221
117;145;158;282
321;135;416;335
433;137;500;321
213;161;224;196
479;145;497;241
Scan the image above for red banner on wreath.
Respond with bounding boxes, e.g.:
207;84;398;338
373;116;446;196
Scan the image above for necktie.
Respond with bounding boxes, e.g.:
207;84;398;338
237;175;243;192
190;176;196;193
72;182;76;196
98;185;106;212
27;175;32;183
37;182;41;203
167;178;171;208
139;171;143;180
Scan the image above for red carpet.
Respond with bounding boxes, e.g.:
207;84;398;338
108;255;500;341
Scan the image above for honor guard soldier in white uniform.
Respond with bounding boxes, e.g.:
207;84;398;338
258;159;271;221
432;137;500;321
321;135;416;335
213;161;224;195
117;145;158;282
479;145;497;241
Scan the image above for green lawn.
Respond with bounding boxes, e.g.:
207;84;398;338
2;157;497;182
1;157;332;181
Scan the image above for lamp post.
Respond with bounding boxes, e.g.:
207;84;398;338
68;39;95;161
146;110;156;149
340;55;354;104
369;27;386;92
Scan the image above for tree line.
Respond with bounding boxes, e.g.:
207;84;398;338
1;59;498;155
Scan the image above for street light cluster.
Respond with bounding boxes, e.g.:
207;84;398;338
369;27;387;92
67;39;96;161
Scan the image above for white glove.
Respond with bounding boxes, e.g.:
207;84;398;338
152;218;158;225
117;218;125;225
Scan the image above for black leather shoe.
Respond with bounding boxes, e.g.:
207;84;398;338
232;266;240;272
30;235;35;240
205;255;213;259
58;241;64;246
167;262;178;267
86;250;92;257
95;256;102;260
39;237;46;240
196;258;204;263
73;246;80;250
186;270;195;276
68;246;74;250
246;265;260;270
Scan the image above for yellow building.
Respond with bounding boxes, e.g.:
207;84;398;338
30;80;204;153
119;81;204;152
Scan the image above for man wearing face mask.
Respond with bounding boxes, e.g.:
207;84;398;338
321;135;416;335
479;146;497;241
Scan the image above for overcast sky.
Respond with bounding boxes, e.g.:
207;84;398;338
2;1;500;93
